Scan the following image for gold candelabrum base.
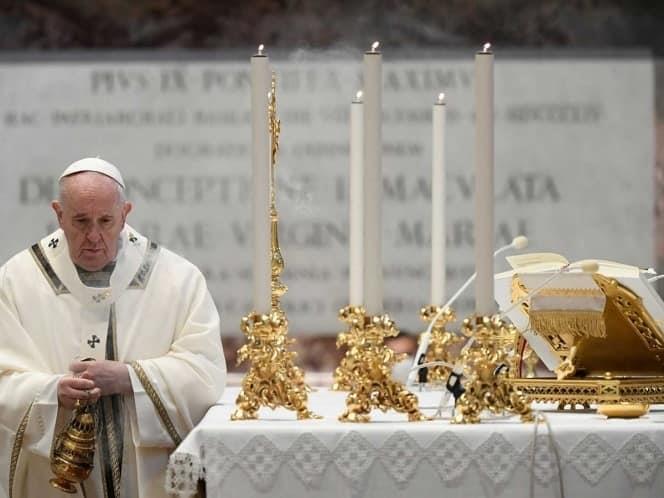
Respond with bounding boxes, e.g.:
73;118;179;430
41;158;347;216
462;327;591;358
331;305;363;391
452;314;534;424
231;310;320;420
49;400;96;493
335;306;428;423
415;305;463;384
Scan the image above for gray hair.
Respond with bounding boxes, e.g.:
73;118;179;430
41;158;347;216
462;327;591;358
58;172;127;206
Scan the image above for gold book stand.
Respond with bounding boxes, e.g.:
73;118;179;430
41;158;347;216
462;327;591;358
496;256;664;409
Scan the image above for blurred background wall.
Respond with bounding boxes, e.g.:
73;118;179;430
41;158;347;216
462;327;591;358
0;0;662;372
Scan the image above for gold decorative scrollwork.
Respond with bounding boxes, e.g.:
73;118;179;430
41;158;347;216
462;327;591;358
507;377;664;406
416;306;462;383
593;274;664;352
232;72;318;420
452;315;533;424
336;306;428;423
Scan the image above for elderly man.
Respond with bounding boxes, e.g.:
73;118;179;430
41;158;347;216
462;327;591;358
0;157;226;498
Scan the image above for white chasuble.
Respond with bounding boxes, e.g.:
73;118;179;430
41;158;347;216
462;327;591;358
0;225;226;498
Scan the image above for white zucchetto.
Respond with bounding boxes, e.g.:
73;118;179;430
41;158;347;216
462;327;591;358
59;157;125;189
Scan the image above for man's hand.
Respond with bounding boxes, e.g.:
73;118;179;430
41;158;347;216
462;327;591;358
58;375;101;409
69;360;132;397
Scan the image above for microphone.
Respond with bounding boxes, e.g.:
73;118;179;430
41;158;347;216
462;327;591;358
407;236;529;386
433;336;476;418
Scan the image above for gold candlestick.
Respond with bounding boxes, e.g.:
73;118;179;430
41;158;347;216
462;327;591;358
336;306;428;422
232;73;319;421
452;315;533;424
331;305;365;391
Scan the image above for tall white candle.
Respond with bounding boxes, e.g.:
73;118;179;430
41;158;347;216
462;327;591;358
474;43;495;315
363;41;383;315
350;91;364;306
251;44;271;314
431;93;446;305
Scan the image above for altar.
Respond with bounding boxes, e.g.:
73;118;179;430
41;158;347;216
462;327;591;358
166;387;664;498
161;45;661;498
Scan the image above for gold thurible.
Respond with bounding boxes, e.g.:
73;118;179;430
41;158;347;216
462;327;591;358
49;399;96;493
232;73;319;421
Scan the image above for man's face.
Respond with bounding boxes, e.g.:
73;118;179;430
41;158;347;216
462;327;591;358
51;172;132;271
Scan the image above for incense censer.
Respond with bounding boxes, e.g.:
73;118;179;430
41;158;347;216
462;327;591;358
49;400;96;493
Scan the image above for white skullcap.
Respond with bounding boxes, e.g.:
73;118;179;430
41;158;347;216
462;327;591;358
59;157;125;189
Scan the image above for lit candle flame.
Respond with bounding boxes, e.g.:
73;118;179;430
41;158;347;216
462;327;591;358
371;41;380;52
355;90;363;102
483;43;491;53
437;92;445;104
258;44;265;55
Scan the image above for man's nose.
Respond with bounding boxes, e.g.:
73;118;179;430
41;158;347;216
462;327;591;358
86;225;102;242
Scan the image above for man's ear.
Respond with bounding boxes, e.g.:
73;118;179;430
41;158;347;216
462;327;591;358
51;200;64;228
122;202;132;225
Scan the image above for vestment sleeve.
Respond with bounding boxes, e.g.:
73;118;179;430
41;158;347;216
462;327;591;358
0;264;63;496
128;269;226;448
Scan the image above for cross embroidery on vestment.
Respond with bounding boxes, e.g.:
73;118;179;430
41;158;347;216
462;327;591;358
48;238;59;249
87;334;100;348
92;290;111;303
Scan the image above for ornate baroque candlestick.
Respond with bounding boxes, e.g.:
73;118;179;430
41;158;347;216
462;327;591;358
49;400;96;493
337;306;428;422
449;43;532;424
415;306;462;384
452;315;533;424
231;74;319;421
334;88;365;392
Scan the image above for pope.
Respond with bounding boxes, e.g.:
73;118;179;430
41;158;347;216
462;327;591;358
0;157;226;498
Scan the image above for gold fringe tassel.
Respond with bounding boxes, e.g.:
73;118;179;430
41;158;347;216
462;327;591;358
530;310;606;339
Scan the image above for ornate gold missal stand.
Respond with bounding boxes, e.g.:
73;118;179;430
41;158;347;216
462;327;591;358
506;273;664;409
231;74;319;421
452;315;534;424
415;305;462;384
49;400;96;493
336;306;428;422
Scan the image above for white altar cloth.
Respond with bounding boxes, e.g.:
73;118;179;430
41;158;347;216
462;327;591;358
166;387;664;498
